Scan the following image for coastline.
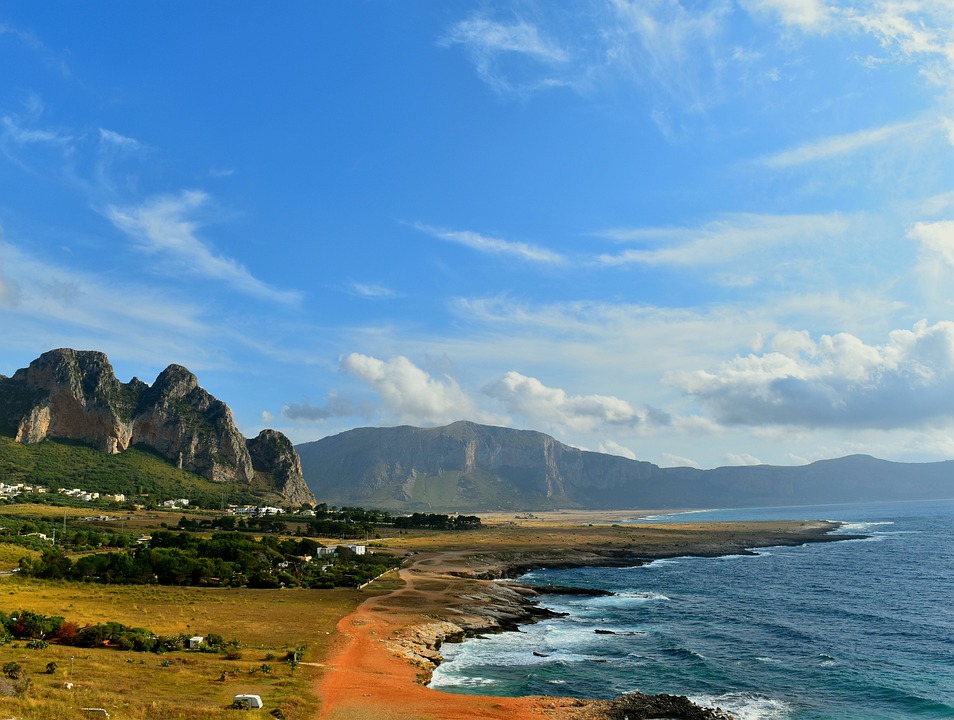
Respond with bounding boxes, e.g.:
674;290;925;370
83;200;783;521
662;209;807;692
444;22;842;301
315;519;858;720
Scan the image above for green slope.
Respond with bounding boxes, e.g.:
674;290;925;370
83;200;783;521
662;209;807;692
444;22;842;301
0;433;277;507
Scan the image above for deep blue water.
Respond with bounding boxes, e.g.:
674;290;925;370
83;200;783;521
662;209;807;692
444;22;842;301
430;499;954;719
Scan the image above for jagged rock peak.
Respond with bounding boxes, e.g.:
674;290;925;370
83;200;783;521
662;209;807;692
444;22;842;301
152;364;199;399
247;429;315;505
0;349;312;504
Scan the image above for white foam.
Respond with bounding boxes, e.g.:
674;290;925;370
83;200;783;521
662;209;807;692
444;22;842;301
838;520;894;532
693;692;794;720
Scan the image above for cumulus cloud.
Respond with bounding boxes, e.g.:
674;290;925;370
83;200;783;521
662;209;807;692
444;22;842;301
725;452;763;466
909;219;954;266
107;191;301;305
672;320;954;428
484;371;667;432
661;453;702;469
341;353;478;425
416;223;564;265
598;439;638;460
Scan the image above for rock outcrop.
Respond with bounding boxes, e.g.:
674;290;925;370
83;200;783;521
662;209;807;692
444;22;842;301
246;429;313;505
0;349;315;504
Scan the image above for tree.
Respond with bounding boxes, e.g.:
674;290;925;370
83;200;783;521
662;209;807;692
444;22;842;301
3;661;21;679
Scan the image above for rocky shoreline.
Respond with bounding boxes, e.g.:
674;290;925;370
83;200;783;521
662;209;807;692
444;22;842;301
386;520;860;720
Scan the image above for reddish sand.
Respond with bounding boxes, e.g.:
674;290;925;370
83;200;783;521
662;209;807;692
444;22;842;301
315;564;587;720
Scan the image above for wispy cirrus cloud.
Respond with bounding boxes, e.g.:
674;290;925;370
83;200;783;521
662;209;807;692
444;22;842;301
107;190;302;305
595;212;851;272
99;128;143;152
760;119;935;167
439;14;570;94
415;223;565;265
741;0;833;31
345;280;398;299
0;234;220;368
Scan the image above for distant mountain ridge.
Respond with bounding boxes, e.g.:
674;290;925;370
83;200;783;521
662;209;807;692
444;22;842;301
0;349;315;505
297;420;953;511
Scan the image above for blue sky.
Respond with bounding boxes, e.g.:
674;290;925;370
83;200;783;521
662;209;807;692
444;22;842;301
4;1;954;469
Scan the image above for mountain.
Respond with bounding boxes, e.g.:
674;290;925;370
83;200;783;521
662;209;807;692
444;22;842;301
0;349;314;505
297;420;953;511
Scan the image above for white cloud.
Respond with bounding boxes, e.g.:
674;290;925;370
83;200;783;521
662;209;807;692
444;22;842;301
442;16;569;63
596;213;851;271
661;452;702;468
672;320;954;428
260;410;275;423
1;115;71;146
742;0;832;31
725;452;763;465
484;370;664;432
0;235;226;368
440;14;570;94
607;0;733;113
416;223;564;264
760;120;934;167
598;439;638;460
99;128;142;151
346;280;398;299
107;191;301;305
909;219;954;266
341;353;478;425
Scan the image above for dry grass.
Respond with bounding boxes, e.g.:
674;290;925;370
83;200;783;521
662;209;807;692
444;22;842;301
0;509;832;719
0;576;368;719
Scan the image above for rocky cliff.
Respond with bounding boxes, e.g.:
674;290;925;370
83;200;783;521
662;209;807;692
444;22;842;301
297;420;954;511
0;349;314;504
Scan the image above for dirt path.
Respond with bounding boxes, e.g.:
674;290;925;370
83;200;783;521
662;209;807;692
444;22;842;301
315;560;588;720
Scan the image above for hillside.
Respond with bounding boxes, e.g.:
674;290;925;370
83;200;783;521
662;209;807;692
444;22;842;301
297;420;954;511
0;349;314;505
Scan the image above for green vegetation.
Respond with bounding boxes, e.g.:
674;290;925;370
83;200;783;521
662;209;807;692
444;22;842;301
0;434;272;508
18;530;403;589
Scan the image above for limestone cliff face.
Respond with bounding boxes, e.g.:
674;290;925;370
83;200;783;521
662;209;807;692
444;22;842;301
246;429;314;505
0;349;314;504
296;420;659;510
6;349;136;454
130;363;254;484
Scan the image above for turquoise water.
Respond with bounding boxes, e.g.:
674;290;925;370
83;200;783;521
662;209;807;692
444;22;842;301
430;499;954;719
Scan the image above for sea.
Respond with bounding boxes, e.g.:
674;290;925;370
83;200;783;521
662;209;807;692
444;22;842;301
429;498;954;719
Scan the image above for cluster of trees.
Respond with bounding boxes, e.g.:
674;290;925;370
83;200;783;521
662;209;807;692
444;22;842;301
392;513;482;530
174;506;482;539
0;518;134;552
0;609;231;654
18;530;402;589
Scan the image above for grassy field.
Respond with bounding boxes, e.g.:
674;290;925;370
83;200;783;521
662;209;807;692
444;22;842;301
0;577;367;719
0;504;833;719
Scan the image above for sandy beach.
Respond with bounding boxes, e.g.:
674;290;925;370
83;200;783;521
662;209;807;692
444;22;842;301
315;518;849;720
